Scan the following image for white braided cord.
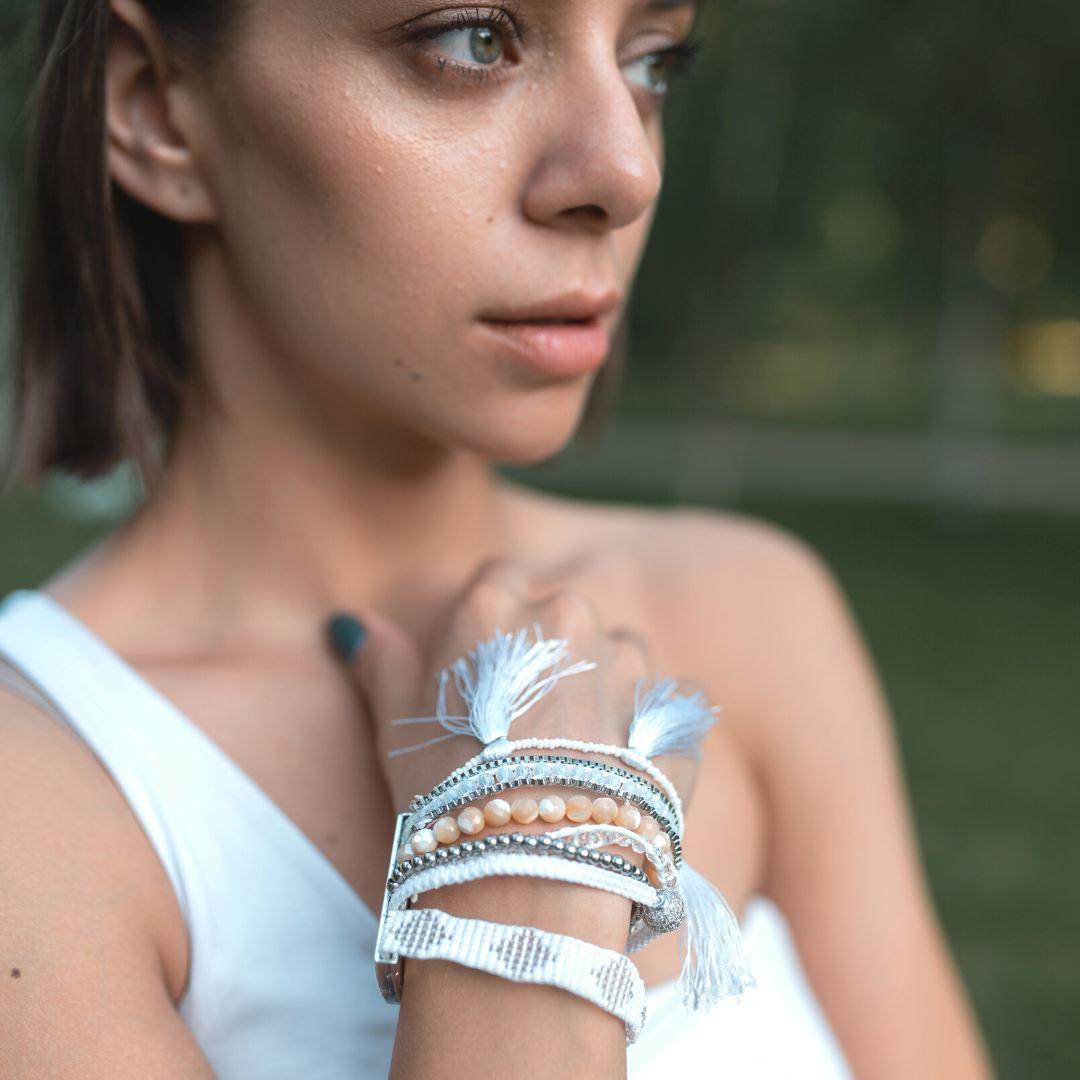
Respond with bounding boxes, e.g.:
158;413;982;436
388;849;659;914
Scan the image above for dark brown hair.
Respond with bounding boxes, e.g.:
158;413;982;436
4;0;624;496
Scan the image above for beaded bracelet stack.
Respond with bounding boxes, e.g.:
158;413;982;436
374;624;756;1043
403;752;683;865
397;790;672;865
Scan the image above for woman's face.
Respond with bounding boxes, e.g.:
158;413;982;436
182;0;698;461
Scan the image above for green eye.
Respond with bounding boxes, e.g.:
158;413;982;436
623;38;705;100
623;53;672;97
422;24;505;66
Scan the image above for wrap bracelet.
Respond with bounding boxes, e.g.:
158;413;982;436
388;833;686;942
455;736;685;832
405;754;682;865
390;830;652;891
387;850;658;920
398;793;671;862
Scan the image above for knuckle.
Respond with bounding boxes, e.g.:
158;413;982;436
607;626;653;680
543;588;599;634
608;626;652;663
471;555;518;588
462;579;515;627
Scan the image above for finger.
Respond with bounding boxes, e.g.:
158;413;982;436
601;625;656;720
532;588;601;643
606;625;654;676
326;608;424;741
456;554;535;606
432;555;556;681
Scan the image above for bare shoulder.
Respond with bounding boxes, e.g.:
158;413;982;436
0;688;201;1075
635;501;837;596
511;486;857;757
519;485;844;654
512;481;833;593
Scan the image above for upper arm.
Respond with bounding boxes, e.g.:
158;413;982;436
0;691;216;1079
677;509;992;1079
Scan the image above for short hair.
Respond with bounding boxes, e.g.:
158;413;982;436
4;0;624;496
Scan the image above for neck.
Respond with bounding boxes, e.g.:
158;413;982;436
52;238;551;657
73;384;522;658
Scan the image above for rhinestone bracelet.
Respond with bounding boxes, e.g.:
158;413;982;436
539;823;687;944
389;830;651;893
405;754;682;865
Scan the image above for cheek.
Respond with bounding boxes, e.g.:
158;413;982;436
206;41;520;402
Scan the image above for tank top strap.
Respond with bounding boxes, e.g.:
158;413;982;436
0;652;56;713
0;586;397;1076
0;588;198;924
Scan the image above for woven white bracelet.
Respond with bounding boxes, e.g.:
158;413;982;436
380;907;648;1044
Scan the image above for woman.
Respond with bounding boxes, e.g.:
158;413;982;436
0;0;992;1076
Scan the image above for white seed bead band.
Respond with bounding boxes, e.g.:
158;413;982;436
388;849;659;916
379;907;648;1044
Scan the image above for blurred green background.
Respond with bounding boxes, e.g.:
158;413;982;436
2;1;1078;1075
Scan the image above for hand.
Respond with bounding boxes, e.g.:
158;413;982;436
345;556;706;817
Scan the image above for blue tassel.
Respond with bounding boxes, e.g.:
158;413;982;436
677;860;757;1011
626;675;722;761
388;623;596;757
678;859;756;1010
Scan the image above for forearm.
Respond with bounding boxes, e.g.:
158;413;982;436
390;876;633;1079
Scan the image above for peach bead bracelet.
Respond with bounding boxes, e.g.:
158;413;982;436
462;737;686;831
397;792;671;863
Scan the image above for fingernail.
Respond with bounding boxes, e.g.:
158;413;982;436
326;612;367;662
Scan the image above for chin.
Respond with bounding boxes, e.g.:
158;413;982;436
451;389;593;465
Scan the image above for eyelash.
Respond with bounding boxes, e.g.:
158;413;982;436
408;7;704;98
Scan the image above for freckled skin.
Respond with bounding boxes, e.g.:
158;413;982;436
175;0;681;466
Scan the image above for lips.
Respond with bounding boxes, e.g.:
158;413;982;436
476;316;612;377
475;288;621;376
478;288;622;325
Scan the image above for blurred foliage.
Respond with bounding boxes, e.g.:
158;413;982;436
628;0;1080;435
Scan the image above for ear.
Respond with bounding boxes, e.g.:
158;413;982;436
106;0;217;223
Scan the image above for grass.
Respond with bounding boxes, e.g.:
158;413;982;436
1;485;1076;1075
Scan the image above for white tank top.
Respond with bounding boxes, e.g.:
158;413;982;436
0;588;852;1078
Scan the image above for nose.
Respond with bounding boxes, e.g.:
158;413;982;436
520;54;664;235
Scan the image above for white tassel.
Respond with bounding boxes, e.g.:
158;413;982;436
388;622;596;757
626;675;722;761
676;860;757;1012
